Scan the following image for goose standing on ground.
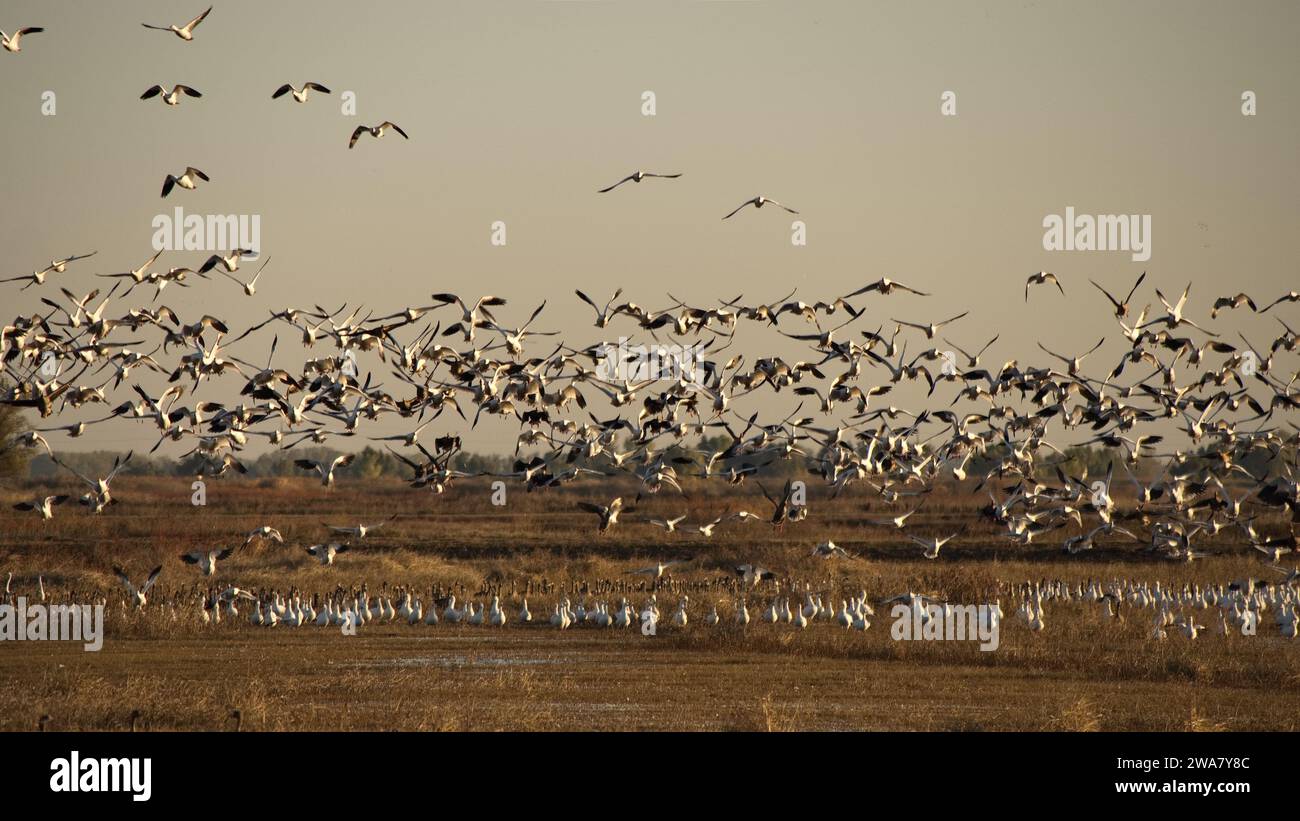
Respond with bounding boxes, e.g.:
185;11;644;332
597;171;682;193
1;27;44;53
722;196;799;220
179;548;234;577
348;121;409;149
141;6;212;41
114;565;162;609
272;82;332;103
141;84;202;106
161;167;210;198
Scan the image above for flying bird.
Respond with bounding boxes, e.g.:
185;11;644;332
161;167;210;198
141;6;212;41
1025;271;1065;301
114;565;162;608
597;171;682;193
272;82;332;103
13;495;69;521
723;196;799;220
294;453;356;486
576;497;629;534
1;26;44;53
349;121;408;149
243;526;284;548
1090;272;1145;318
180;548;234;577
305;543;349;566
140;84;202;106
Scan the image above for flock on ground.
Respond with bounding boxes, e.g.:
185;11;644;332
2;7;1299;644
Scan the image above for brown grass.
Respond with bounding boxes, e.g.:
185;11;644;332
1;476;1296;731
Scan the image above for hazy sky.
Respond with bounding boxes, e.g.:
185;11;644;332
2;0;1297;454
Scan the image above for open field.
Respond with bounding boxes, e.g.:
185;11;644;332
2;476;1297;731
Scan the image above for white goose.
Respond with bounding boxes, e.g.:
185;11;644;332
141;6;212;41
488;596;507;627
243;526;284;547
141;84;202;106
304;543;349;566
596;170;682;193
161;167;210;198
671;597;689;628
348;121;409;149
294;453;355;486
722;195;799;220
1;26;44;53
326;515;396;540
13;494;70;520
272;82;331;103
179;547;234;577
113;565;162;609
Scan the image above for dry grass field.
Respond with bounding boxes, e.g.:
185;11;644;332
2;475;1298;731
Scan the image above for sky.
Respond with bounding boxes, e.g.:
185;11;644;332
1;0;1297;454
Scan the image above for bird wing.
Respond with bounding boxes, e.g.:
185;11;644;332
112;566;135;595
142;565;163;592
722;199;756;220
597;174;635;193
185;6;213;32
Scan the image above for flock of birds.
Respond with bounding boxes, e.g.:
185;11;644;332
3;6;1300;647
